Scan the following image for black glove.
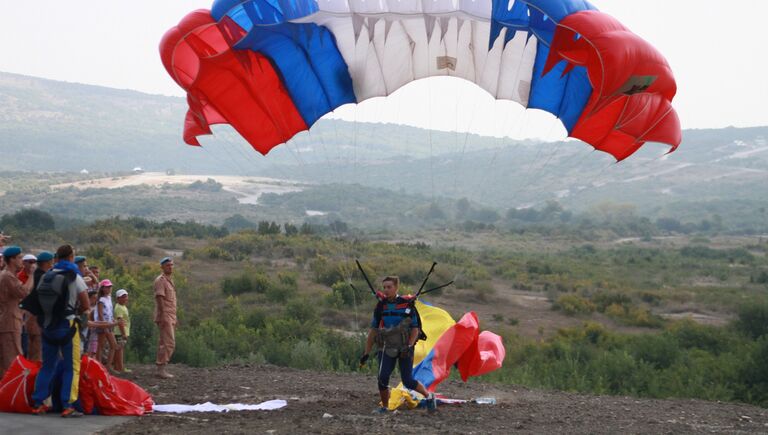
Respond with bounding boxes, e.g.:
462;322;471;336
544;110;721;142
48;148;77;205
400;345;415;359
359;353;369;367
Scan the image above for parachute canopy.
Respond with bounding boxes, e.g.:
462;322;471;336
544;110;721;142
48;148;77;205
161;0;681;161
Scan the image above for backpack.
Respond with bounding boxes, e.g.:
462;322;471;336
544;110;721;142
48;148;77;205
20;269;75;329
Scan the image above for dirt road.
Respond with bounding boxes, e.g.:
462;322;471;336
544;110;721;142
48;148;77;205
107;364;768;434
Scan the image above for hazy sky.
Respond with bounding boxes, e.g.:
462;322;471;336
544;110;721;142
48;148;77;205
1;1;766;140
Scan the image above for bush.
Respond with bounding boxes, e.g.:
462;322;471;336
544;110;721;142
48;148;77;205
173;331;218;367
221;270;272;295
735;302;768;339
553;294;596;315
328;281;367;307
136;246;155;257
592;292;632;312
289;340;331;370
628;334;680;369
0;208;55;232
286;299;318;324
310;256;348;286
669;320;733;354
265;283;297;303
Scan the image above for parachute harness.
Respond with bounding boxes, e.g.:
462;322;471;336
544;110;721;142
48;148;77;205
355;260;454;355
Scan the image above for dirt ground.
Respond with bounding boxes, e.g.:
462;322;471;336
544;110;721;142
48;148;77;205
106;364;768;435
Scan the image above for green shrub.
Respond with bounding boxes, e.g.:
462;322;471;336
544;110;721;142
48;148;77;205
221;270;272;295
592;292;632;312
669;320;734;354
265;283;297;303
735;302;768;339
628;334;679;369
245;308;268;330
136;245;155;257
286;299;318;324
553;294;596;315
173;331;218;367
289;340;331;370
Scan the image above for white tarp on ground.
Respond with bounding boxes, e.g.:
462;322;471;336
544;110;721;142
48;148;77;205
153;399;287;413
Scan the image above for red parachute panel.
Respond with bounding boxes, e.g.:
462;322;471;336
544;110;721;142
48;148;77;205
0;356;40;413
545;10;681;160
159;11;307;154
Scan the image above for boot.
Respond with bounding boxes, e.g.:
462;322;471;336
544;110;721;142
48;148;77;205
157;364;174;379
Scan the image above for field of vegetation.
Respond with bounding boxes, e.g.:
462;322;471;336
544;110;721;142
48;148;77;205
3;204;768;408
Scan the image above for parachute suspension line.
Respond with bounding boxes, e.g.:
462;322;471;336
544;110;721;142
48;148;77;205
452;90;482;195
484;105;532;207
504;115;562;205
394;83;405;194
217;139;248;176
531;150;615;209
330;21;369;333
537;157;616;208
280;137;304;169
468;98;509;206
427;33;436;204
199;143;239;177
229;136;260;176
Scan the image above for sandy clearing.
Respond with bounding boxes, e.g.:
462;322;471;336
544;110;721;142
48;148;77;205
52;172;308;205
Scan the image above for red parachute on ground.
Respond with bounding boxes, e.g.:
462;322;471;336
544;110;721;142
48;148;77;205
0;356;39;413
0;356;152;416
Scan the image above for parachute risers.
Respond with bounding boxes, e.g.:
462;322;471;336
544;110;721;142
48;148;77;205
161;1;681;161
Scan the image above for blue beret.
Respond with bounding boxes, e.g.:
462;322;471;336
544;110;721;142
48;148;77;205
37;251;54;262
160;257;173;265
2;246;22;258
74;256;87;264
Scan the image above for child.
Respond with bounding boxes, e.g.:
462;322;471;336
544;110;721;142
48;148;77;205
113;289;131;373
96;279;118;371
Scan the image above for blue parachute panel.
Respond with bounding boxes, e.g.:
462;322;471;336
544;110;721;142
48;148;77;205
212;0;319;27
234;23;355;126
529;42;590;132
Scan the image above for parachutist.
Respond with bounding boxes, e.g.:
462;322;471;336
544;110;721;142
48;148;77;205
363;276;434;412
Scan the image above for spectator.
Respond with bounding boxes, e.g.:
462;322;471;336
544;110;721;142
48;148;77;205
18;254;36;359
84;289;118;359
76;256;98;293
26;251;54;362
17;254;37;291
113;289;131;373
89;265;100;281
96;279;117;372
30;244;90;418
154;257;178;379
0;246;28;377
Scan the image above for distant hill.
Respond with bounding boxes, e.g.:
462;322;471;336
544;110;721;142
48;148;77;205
2;71;768;223
0;71;506;173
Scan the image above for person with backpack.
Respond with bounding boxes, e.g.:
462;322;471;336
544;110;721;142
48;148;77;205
22;244;90;418
360;276;435;413
0;246;28;377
